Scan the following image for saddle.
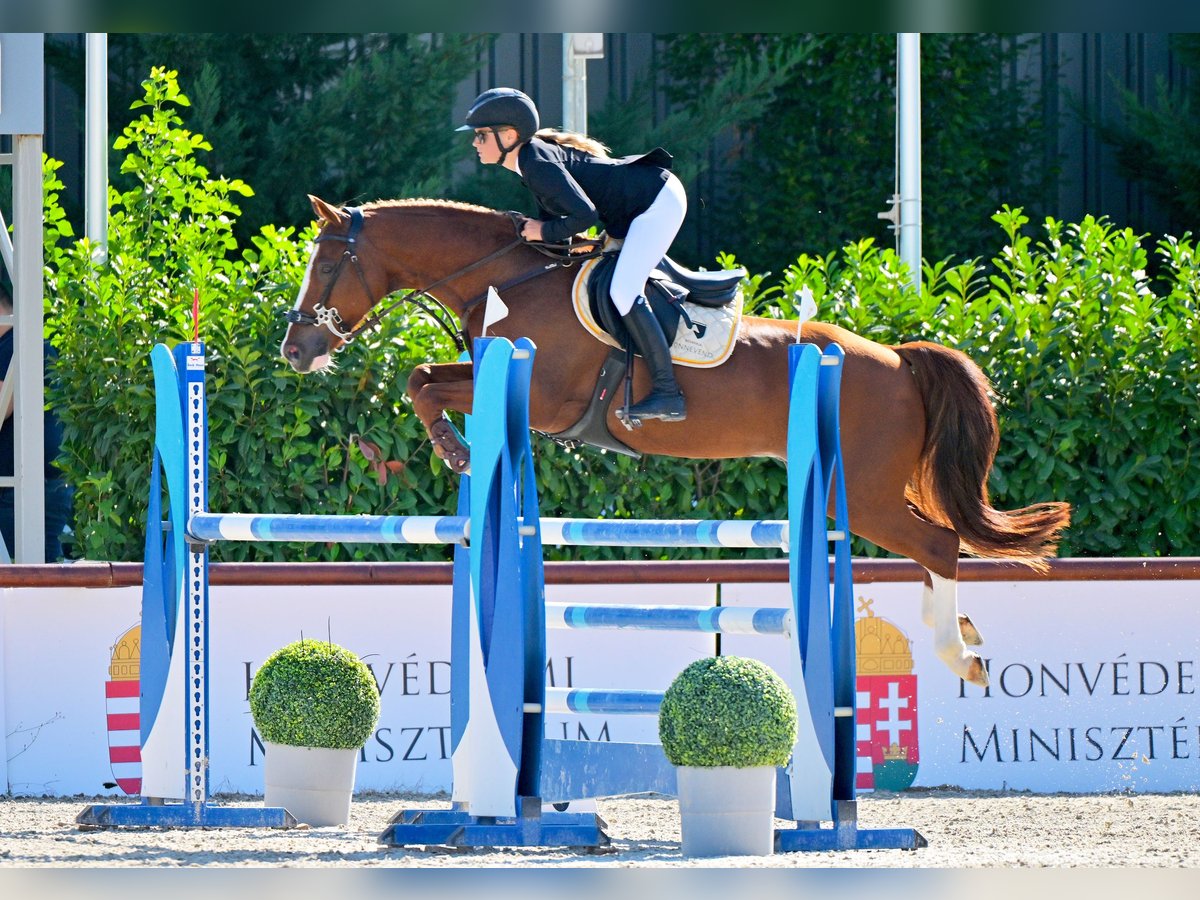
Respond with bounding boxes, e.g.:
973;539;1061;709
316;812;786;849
542;250;746;457
584;251;745;350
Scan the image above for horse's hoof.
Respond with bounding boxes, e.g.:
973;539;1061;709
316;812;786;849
963;655;989;688
937;644;989;688
430;419;470;473
959;613;984;646
442;455;471;477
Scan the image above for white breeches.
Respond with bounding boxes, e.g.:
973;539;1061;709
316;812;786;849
609;172;688;316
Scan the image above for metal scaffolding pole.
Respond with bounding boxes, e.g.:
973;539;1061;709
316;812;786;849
13;133;45;563
561;33;604;135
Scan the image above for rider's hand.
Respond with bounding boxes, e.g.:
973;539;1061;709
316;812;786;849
520;218;545;242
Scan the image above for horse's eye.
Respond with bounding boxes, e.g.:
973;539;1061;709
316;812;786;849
319;263;335;275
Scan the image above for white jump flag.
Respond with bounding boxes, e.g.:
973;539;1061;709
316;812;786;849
795;286;818;342
482;286;509;336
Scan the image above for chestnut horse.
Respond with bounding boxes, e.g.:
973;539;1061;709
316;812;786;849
281;196;1070;688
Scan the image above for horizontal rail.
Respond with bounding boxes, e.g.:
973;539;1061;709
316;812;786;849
538;518;789;549
531;688;855;718
184;513;842;551
187;512;468;545
3;558;1197;589
540;688;665;716
546;602;792;636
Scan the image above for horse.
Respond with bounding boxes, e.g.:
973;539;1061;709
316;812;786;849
281;195;1071;688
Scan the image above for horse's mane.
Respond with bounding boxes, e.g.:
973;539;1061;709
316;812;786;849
362;198;507;219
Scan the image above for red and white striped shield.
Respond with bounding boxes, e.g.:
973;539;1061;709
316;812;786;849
854;603;920;792
106;624;142;795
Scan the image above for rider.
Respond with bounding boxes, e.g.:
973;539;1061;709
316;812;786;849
459;87;687;423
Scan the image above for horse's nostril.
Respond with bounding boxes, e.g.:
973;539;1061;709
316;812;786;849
284;344;300;361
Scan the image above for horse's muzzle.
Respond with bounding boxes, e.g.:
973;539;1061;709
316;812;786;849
280;328;333;373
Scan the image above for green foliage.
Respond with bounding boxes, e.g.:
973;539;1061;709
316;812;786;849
1097;35;1200;241
93;35;487;243
44;68;461;563
743;206;1200;558
249;639;381;750
659;656;797;768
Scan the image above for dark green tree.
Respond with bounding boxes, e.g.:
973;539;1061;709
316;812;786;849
655;34;1049;275
49;34;488;242
1097;33;1200;240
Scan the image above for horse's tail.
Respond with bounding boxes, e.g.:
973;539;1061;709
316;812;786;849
894;341;1071;570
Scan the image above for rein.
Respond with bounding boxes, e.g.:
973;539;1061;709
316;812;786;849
286;207;609;354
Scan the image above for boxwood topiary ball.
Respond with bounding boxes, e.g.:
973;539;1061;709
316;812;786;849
658;656;797;768
249;639;381;750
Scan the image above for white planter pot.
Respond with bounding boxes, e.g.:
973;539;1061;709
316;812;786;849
676;765;776;857
263;741;359;826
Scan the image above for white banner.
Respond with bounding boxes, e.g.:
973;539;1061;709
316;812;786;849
4;578;1199;797
722;578;1200;794
2;581;713;797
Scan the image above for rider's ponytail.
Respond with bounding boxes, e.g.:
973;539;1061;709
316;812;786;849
534;128;611;158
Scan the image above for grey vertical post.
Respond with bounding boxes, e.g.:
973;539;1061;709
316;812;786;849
1;34;47;563
13;133;45;563
86;33;108;258
561;34;603;135
897;33;923;293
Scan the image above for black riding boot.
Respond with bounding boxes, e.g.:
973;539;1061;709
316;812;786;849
622;295;686;422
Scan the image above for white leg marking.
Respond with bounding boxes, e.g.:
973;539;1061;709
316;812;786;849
928;571;985;684
921;576;934;629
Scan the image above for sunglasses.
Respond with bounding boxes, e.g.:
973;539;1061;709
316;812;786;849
471;130;491;144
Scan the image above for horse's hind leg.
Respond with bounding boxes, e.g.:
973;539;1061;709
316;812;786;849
922;571;989;687
847;495;989;688
921;574;984;646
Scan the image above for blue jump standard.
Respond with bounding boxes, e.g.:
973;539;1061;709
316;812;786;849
86;336;925;852
77;800;297;829
381;803;610;849
380;338;926;852
776;801;928;852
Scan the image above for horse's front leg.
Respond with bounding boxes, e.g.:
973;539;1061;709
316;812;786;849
408;362;475;474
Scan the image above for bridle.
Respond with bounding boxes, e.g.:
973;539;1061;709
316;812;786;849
284;207;605;354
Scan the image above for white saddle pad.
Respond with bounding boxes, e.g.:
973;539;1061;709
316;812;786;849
570;256;742;368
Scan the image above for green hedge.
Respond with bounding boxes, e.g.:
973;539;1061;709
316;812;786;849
738;206;1200;557
43;70;1200;563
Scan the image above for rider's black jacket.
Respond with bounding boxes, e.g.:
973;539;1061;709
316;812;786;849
517;137;673;243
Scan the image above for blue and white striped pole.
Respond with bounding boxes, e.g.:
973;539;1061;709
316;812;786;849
546;602;791;636
538;518;788;549
188;512;468;545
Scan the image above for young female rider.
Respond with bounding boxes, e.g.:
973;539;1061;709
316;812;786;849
459;87;687;422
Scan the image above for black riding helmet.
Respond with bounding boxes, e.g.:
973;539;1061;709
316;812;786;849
457;87;540;164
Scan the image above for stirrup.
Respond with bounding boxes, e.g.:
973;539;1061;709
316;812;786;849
622;391;687;424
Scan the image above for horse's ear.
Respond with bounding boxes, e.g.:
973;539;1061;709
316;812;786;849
309;194;348;225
